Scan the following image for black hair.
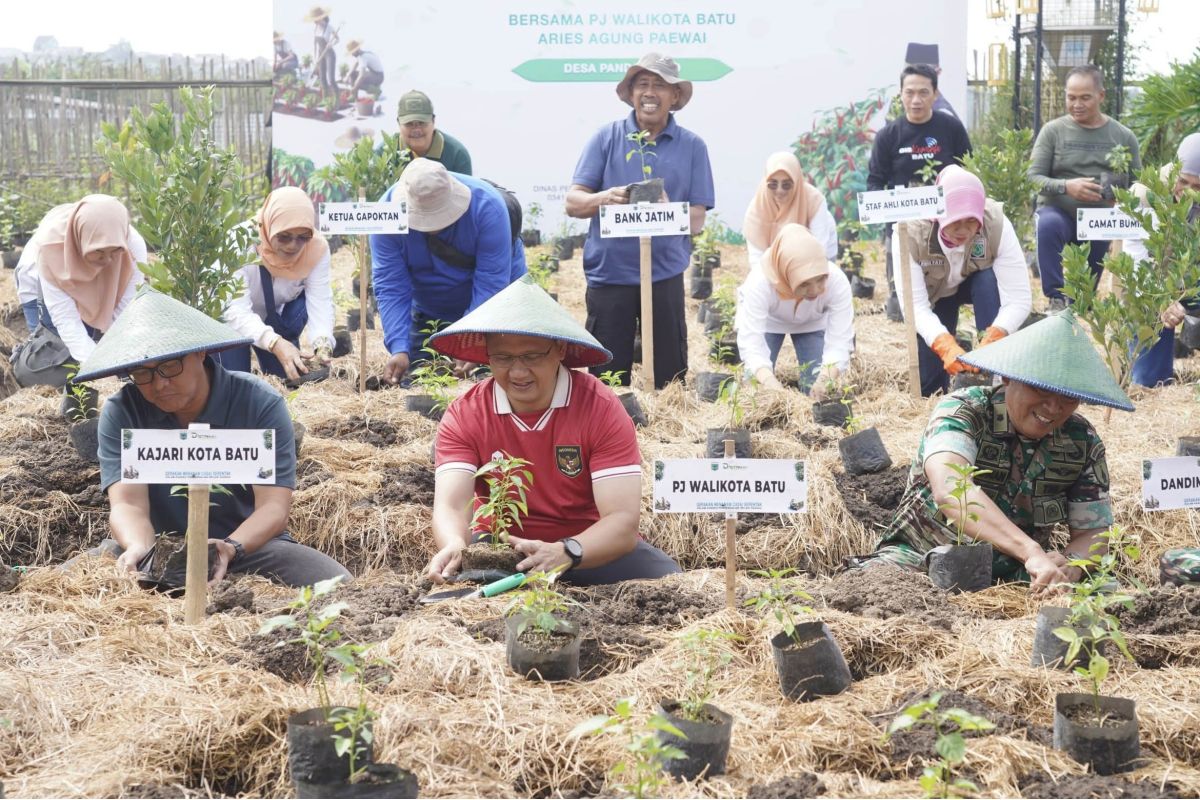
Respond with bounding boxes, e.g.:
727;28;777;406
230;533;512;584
1066;65;1105;92
900;63;938;91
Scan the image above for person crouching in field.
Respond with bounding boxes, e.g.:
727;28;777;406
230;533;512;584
734;224;853;398
850;311;1133;596
422;275;681;586
73;288;350;589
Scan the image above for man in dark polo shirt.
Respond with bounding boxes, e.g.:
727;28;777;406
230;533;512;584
423;275;681;586
75;288;350;588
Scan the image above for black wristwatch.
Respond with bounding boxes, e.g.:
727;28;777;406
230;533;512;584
227;539;246;563
562;537;583;570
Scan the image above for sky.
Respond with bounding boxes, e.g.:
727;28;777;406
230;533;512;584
3;1;1195;75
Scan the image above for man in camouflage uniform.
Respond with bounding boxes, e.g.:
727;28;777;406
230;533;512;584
855;309;1134;594
1160;549;1200;586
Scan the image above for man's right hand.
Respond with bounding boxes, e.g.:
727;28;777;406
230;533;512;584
425;542;465;585
116;542;151;574
602;185;630;206
1065;177;1103;203
1025;550;1072;596
384;352;411;384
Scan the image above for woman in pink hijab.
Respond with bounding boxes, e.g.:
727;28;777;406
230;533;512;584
743;152;838;272
890;165;1031;396
21;195;146;364
220;187;333;381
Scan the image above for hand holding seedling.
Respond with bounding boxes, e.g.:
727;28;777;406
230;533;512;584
810;364;842;402
1065;177;1103;203
383;352;411;384
603;185;630;206
426;540;465;584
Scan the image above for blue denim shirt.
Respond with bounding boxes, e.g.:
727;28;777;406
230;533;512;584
98;357;296;540
370;174;527;355
571;112;715;287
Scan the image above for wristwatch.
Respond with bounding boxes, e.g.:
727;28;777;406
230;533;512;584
562;537;583;570
227;539;246;563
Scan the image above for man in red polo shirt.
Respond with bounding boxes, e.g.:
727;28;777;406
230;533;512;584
425;275;681;585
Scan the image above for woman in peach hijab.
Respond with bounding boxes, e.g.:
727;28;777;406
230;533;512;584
18;195;146;363
735;224;854;397
220;187;333;381
743;151;838;272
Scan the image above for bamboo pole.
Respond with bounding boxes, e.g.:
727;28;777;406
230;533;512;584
183;482;210;625
897;221;922;399
639;236;655;392
358;189;368;394
723;437;737;609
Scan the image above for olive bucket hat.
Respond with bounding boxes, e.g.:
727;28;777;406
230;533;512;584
74;286;252;382
428;275;611;368
958;309;1134;411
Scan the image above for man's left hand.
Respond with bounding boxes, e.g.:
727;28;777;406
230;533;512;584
1161;301;1187;329
209;538;239;586
509;535;572;575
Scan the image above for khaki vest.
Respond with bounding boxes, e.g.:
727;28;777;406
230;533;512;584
904;199;1006;301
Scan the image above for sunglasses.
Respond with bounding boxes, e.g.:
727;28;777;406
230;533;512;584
274;232;314;246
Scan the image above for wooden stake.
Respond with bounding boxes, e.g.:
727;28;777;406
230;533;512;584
183;483;210;625
897;221;922;399
357;189;368;394
639;236;655;393
723;437;737;609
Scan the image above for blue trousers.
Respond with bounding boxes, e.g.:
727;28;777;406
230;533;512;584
217;294;308;379
1131;327;1174;387
1036;205;1109;301
759;330;825;392
21;300;51;332
918;268;1001;397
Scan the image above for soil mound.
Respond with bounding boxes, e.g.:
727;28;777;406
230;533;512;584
832;465;909;535
310;415;400;447
749;773;827;798
1018;772;1185;798
820;566;958;630
1118;583;1200;636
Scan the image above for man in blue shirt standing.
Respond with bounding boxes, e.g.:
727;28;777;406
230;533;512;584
566;53;715;388
371;158;526;384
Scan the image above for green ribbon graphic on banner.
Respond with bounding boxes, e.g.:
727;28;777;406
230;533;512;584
512;58;733;83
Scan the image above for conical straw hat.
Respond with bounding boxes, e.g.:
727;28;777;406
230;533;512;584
75;287;252;382
428;276;611;368
959;309;1134;411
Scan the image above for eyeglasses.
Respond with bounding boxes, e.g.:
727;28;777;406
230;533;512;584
273;232;314;246
488;346;553;369
124;358;185;386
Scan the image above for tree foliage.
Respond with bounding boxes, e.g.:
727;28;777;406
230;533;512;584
960;128;1038;247
98;86;257;320
1126;48;1200;165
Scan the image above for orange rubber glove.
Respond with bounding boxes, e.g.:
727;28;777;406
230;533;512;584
930;332;978;376
979;326;1008;347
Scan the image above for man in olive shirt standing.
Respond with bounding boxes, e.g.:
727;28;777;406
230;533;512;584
1028;65;1141;310
395;90;473;175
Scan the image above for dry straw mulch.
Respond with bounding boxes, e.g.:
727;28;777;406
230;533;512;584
0;241;1198;797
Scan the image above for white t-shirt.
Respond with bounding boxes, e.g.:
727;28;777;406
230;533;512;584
734;263;855;374
222;252;334;350
744;195;839;273
891;216;1032;346
19;227;149;362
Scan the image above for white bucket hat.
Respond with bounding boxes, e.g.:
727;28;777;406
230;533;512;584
399;158;471;232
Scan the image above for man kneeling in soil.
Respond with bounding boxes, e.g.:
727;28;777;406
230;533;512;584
74;288;351;588
422;275;681;586
853;311;1133;595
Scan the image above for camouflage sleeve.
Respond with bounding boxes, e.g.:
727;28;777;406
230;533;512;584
920;393;983;465
1067;438;1114;531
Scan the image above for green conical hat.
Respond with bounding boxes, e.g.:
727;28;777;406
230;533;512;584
429;275;611;368
75;286;253;382
958;309;1134;411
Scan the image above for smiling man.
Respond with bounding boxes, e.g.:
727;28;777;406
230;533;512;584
565;52;715;389
1029;65;1141;310
422;275;681;586
852;310;1134;595
394;90;472;175
73;288;350;589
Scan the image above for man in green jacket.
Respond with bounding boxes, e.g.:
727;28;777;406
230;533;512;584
1028;65;1141;310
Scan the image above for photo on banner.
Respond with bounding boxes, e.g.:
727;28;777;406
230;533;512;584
271;0;967;238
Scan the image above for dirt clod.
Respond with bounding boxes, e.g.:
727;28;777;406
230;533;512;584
748;773;827;798
1118;583;1200;636
374;463;435;506
1018;772;1184;799
575;580;722;628
820;566;958;630
310;415;400;447
833;465;909;535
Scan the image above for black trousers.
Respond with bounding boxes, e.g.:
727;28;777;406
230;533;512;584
585;272;687;389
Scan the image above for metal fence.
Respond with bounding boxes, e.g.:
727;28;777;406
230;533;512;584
0;56;271;188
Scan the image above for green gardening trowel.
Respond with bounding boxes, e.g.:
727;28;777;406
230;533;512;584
420;572;526;604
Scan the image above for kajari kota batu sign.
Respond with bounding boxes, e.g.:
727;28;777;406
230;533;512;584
121;428;278;484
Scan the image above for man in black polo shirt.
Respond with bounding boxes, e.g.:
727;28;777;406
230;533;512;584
75;288;350;588
868;63;972;321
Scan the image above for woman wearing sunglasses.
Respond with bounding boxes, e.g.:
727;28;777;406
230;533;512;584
220;187;334;381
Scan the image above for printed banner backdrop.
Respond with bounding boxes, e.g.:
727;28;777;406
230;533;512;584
272;0;967;238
